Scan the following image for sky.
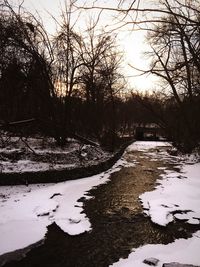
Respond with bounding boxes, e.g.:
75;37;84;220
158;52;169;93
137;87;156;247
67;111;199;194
18;0;159;92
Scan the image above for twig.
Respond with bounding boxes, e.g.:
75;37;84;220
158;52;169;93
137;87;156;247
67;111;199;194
20;137;37;154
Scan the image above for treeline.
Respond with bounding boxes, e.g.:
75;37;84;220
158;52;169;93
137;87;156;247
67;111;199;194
115;0;200;153
0;0;200;153
0;1;156;149
142;0;200;152
0;0;128;148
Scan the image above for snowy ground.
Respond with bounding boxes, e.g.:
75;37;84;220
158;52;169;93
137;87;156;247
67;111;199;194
0;135;111;173
0;155;134;256
111;141;200;267
0;141;200;267
110;231;200;267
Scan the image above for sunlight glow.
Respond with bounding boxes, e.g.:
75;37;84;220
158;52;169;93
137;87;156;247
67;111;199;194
20;0;159;92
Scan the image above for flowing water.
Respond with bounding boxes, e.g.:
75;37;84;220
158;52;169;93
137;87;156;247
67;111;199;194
2;145;200;267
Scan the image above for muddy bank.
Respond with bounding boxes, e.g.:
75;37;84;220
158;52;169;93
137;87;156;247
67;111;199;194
2;145;200;267
0;140;134;185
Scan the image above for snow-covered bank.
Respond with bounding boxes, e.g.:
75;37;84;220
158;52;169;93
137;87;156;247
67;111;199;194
110;231;200;267
0;136;111;173
0;135;135;185
1;140;200;267
141;162;200;226
0;155;134;256
111;141;200;267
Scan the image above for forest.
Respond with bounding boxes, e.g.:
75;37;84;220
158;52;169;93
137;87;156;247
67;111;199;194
0;0;200;153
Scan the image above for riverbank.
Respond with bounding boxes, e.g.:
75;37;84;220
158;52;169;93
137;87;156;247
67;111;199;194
0;136;134;185
1;141;200;267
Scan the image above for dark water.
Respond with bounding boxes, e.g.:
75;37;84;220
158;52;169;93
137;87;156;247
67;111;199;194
2;148;200;267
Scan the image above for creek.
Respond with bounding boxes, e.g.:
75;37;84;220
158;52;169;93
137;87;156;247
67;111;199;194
3;144;200;267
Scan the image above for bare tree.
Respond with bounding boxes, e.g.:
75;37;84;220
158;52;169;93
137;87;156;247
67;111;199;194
80;0;200;151
52;1;84;144
142;0;200;151
78;23;125;143
0;0;57;134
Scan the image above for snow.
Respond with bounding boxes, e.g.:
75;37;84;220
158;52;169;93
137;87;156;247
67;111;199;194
0;155;134;256
111;141;200;267
1;140;200;267
110;231;200;267
127;141;170;152
0;220;47;255
140;162;200;226
0;160;76;173
0;136;111;173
